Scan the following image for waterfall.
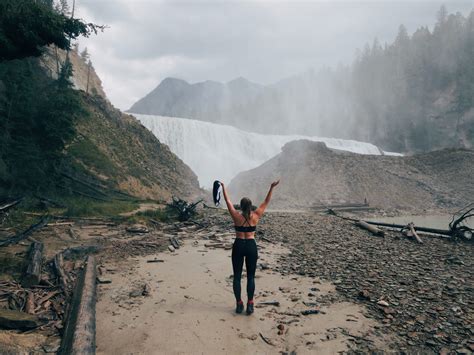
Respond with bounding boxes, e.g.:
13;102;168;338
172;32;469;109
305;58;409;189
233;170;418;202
135;114;401;187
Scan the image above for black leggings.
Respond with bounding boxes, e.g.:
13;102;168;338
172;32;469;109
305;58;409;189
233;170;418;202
232;238;258;302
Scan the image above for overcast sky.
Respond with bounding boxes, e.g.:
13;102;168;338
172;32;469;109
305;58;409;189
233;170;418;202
75;1;473;111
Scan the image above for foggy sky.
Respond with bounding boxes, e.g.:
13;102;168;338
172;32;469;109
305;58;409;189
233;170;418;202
75;1;473;111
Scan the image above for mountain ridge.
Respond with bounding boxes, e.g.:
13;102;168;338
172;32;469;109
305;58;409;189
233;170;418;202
128;76;263;126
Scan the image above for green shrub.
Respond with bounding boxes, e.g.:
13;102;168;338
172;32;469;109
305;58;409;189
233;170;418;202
64;198;137;217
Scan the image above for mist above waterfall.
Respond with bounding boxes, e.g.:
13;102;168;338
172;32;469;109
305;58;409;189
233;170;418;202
128;7;474;155
135;114;400;188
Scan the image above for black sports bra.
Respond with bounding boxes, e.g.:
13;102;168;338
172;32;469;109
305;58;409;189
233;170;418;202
234;225;256;233
234;214;256;233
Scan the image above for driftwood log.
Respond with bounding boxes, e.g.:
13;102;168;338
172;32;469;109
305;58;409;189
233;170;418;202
0;216;49;247
329;205;472;241
25;291;35;314
169;236;180;249
355;220;385;237
22;242;44;288
54;253;69;293
60;255;97;355
0;309;44;330
167;197;203;221
405;222;423;244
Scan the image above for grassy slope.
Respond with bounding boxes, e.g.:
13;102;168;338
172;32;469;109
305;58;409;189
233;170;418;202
64;93;201;203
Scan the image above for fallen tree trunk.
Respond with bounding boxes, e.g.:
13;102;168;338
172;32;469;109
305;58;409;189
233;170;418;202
61;173;110;197
0;309;44;330
35;196;66;208
62;245;102;260
22;242;44;288
329;208;471;240
355;220;385;237
0;198;22;213
61;172;136;200
0;216;49;247
56;184;109;202
364;220;451;236
60;255;97;355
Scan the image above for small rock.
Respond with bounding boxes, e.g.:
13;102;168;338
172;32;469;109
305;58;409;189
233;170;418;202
168;245;175;252
259;263;270;270
142;283;151;296
126;224;149;233
97;277;112;284
358;289;371;300
42;338;60;353
129;290;142;298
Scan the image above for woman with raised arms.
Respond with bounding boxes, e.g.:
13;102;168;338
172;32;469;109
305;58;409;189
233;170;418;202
218;180;280;315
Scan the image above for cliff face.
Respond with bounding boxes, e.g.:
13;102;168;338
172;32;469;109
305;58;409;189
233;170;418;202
40;47;106;99
228;140;474;211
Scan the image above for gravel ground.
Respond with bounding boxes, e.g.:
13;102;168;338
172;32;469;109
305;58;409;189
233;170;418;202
204;209;474;353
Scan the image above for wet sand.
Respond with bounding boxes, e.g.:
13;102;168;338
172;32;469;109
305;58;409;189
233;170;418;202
96;235;387;354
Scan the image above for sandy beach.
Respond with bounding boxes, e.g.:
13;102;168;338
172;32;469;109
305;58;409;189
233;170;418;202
96;233;387;354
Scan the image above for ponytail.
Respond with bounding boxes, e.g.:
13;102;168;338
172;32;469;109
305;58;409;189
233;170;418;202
240;197;252;222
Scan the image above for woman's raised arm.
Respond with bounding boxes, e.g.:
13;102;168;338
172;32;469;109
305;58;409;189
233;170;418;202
221;182;239;219
255;180;280;217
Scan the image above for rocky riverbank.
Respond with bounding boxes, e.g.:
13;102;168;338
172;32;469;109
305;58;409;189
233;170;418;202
204;210;473;353
1;207;471;353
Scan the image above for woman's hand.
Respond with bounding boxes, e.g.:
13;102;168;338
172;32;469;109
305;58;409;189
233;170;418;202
271;180;280;188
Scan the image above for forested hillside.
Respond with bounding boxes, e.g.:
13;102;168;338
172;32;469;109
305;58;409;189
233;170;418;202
130;7;474;153
348;6;474;152
0;0;200;202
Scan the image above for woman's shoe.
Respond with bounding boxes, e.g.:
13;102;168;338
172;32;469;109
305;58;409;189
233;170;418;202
246;302;254;315
236;301;244;314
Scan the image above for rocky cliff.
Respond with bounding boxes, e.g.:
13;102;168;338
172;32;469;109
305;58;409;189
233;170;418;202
228;140;474;211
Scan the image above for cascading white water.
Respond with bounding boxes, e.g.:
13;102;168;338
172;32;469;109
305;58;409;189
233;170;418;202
135;114;401;187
